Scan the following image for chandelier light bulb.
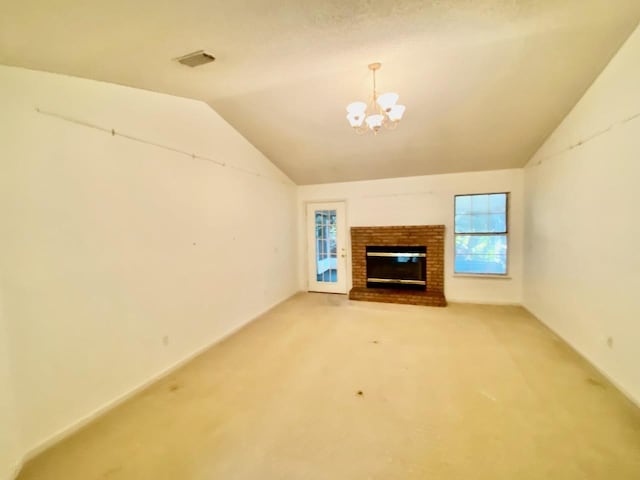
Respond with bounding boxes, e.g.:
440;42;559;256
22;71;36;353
346;112;365;127
376;92;399;112
365;114;384;130
346;101;367;114
387;104;406;122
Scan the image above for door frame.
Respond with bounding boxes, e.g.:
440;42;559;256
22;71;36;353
305;201;349;294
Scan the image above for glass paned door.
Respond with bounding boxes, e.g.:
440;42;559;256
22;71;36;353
315;210;338;282
307;202;347;294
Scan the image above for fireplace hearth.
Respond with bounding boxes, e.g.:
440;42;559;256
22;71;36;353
349;225;446;307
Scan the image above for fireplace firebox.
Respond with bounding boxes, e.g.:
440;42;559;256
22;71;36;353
366;246;426;291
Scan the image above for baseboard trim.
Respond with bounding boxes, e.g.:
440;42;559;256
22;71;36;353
522;305;640;409
18;291;298;471
447;298;523;306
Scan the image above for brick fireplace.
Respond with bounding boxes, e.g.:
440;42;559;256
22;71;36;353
349;225;447;307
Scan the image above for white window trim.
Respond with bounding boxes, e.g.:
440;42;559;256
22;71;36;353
453;192;510;277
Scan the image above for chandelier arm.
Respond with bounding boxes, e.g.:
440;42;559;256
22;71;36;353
383;119;398;131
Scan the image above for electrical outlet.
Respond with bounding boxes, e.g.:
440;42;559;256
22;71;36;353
606;336;613;349
163;335;169;347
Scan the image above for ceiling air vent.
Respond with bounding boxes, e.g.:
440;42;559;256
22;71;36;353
175;50;216;67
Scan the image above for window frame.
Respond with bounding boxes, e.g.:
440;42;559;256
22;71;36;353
453;192;510;276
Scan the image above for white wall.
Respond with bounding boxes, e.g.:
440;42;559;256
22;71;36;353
0;293;21;480
298;169;524;304
524;25;640;404
0;65;298;474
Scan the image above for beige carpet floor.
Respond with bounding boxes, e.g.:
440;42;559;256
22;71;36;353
18;293;640;479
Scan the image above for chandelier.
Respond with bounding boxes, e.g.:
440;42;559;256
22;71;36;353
346;62;406;134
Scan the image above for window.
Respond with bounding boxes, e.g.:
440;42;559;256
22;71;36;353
454;193;508;275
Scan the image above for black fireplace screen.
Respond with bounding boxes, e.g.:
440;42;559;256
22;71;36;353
366;246;426;290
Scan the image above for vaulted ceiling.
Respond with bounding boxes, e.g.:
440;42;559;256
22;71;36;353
2;1;639;184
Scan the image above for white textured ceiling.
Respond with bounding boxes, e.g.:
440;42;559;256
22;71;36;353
2;1;639;184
